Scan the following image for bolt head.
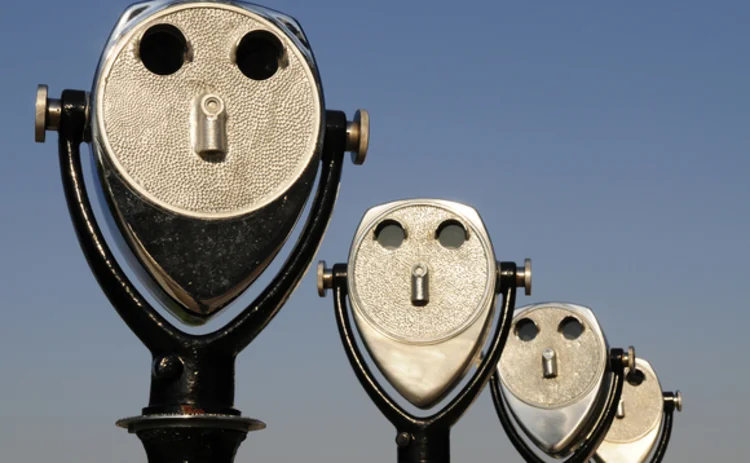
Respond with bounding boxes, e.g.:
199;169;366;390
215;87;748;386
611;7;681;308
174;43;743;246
152;355;184;380
395;432;411;448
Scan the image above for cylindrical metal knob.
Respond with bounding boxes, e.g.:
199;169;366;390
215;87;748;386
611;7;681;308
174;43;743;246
674;390;683;412
35;84;62;143
515;258;532;296
623;346;636;371
317;261;333;297
346;109;369;165
194;94;228;159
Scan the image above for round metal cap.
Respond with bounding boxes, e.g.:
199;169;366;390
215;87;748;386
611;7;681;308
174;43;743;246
350;109;369;165
523;258;532;295
317;260;331;298
35;85;48;143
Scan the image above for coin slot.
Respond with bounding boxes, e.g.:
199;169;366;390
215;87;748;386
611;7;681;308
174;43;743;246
374;220;406;250
515;318;538;341
626;369;646;386
139;24;189;76
559;316;584;340
235;30;285;80
436;220;467;249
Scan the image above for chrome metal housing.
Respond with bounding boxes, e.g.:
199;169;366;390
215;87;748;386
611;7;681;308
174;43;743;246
498;302;611;456
88;0;326;323
347;199;497;408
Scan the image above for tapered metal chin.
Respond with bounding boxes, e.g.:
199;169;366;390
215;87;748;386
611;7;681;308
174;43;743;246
97;159;317;324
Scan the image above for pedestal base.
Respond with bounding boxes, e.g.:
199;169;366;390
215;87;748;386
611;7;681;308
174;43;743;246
117;414;266;463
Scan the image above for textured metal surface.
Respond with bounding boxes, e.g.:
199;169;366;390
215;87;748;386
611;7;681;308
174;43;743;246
500;303;607;409
603;359;663;443
349;200;495;344
93;2;323;218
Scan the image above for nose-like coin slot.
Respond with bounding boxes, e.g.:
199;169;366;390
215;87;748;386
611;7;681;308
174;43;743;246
558;316;584;340
515;318;538;341
436;220;467;249
235;30;285;80
542;348;558;378
411;264;430;306
374;220;406;250
194;94;228;160
139;24;189;75
626;368;646;386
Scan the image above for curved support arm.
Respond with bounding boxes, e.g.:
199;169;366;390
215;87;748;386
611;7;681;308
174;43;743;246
59;90;183;352
650;397;675;463
566;350;625;463
490;349;626;463
331;262;518;433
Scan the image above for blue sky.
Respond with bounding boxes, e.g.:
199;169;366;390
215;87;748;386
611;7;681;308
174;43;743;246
1;0;748;461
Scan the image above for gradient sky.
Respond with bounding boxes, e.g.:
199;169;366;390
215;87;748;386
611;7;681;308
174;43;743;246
1;1;748;461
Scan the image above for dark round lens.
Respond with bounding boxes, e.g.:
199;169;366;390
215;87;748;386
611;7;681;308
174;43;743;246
375;220;406;250
559;317;584;340
236;30;284;80
515;318;538;341
139;24;188;76
436;220;467;249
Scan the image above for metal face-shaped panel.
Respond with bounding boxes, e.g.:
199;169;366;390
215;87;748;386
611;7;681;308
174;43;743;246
90;1;324;323
594;359;664;463
498;303;610;456
348;200;496;408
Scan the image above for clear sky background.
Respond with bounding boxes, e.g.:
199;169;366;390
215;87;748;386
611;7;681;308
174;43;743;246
1;1;748;461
